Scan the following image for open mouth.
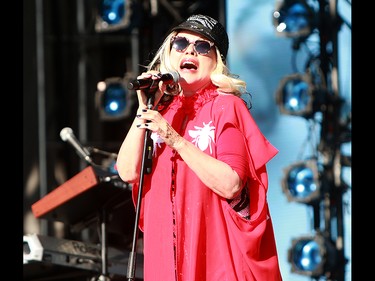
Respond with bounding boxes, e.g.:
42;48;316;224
180;60;197;70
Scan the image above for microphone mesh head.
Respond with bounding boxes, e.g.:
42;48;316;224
60;127;73;141
170;71;180;83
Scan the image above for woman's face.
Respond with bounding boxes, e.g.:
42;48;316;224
170;31;217;95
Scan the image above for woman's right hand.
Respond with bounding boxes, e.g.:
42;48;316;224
135;71;167;109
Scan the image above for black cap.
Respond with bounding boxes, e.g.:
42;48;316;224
171;14;229;59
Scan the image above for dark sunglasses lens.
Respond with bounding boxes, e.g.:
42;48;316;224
195;41;211;54
173;37;189;51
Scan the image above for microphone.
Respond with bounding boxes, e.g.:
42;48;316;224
128;71;180;90
60;127;93;165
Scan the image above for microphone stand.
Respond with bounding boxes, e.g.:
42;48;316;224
126;90;155;281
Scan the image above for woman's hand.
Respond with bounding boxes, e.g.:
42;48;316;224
135;71;170;109
136;109;184;149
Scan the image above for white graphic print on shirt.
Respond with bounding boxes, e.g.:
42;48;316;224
150;121;216;155
188;121;215;154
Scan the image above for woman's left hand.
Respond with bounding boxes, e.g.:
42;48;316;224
136;109;183;149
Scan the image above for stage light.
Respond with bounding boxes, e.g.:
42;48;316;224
281;159;322;205
272;0;317;40
95;76;134;121
288;232;338;277
95;0;132;32
275;73;315;118
275;56;327;118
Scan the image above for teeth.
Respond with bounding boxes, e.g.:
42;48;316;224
182;61;196;69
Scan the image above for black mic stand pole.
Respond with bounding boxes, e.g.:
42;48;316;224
126;90;156;281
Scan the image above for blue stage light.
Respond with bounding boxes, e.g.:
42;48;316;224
96;77;134;121
273;0;317;39
104;83;126;115
100;0;125;25
95;0;132;32
288;232;338;277
275;73;314;117
281;159;321;204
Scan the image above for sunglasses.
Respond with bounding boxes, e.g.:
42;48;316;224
171;36;215;55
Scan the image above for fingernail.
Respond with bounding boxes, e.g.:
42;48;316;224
144;123;149;127
136;114;141;118
136;124;141;128
142;109;147;112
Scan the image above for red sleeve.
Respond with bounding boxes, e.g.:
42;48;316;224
213;94;278;170
212;94;278;220
216;124;249;184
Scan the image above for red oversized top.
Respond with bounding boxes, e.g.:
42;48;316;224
131;84;283;281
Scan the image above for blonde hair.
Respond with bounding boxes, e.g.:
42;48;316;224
147;32;250;99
